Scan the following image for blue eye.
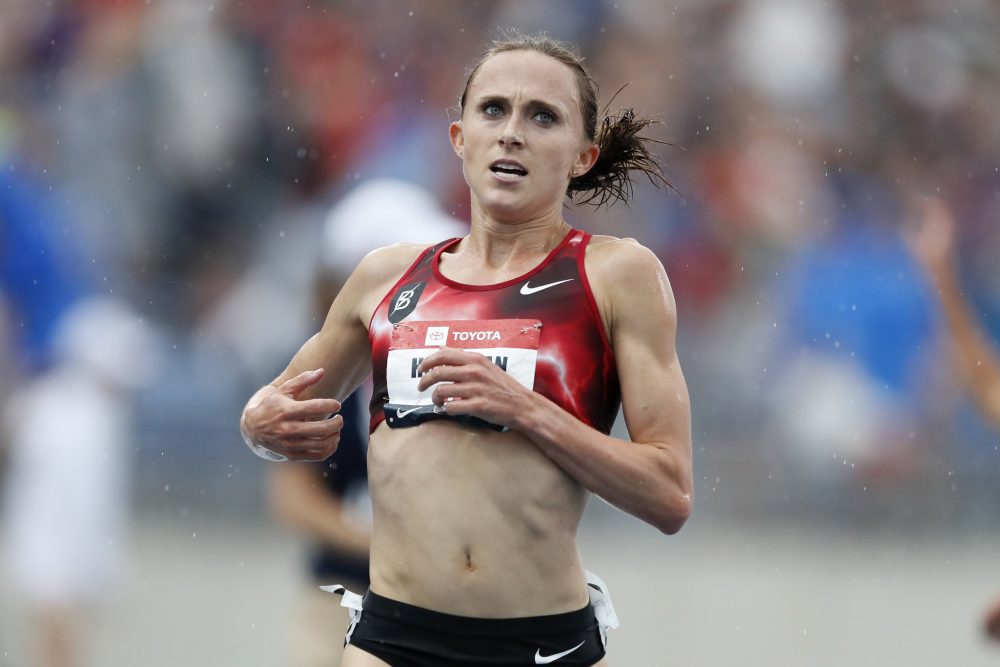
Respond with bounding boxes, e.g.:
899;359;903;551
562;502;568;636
483;102;503;116
534;109;556;124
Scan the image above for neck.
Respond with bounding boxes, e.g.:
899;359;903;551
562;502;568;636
463;200;570;269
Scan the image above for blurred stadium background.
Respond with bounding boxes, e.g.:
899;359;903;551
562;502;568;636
1;0;999;665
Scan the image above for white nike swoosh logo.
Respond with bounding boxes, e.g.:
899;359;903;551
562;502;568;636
535;640;585;664
520;279;574;295
395;406;423;418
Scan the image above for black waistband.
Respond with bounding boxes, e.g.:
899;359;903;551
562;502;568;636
361;590;596;639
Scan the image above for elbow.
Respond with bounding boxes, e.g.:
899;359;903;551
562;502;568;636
654;492;692;535
649;452;693;534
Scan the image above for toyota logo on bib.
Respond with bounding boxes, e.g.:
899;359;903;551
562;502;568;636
388;281;426;324
424;326;449;346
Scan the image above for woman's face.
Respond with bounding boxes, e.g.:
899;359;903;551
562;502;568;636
451;50;598;223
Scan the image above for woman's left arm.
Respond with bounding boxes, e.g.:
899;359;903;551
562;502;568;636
418;238;693;534
525;238;692;533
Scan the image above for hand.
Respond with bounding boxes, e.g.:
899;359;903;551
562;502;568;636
416;348;534;428
242;369;343;462
904;197;957;276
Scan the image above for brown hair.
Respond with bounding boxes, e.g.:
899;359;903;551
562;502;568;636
459;29;671;207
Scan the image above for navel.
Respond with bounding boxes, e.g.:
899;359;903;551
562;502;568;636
464;546;476;572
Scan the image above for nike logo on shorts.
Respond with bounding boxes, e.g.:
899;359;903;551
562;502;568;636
520;279;574;295
534;640;585;664
396;406;422;418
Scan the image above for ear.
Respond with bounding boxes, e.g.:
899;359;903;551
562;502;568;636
570;142;599;178
449;121;464;159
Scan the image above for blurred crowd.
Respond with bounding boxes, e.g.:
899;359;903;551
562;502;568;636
2;0;1000;539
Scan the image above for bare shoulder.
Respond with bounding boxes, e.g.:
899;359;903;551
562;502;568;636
585;234;670;287
342;241;448;326
584;234;676;342
351;242;434;286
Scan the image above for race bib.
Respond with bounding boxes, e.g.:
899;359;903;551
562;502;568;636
384;319;542;430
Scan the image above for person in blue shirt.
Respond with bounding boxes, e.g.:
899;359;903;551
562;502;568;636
0;166;84;373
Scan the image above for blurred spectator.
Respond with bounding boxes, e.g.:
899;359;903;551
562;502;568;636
905;197;1000;642
768;173;934;496
2;296;160;667
0;164;85;373
265;179;465;666
268;391;371;667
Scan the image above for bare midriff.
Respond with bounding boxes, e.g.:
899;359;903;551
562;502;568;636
366;419;590;618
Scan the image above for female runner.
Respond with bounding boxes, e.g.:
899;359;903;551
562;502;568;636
241;31;693;667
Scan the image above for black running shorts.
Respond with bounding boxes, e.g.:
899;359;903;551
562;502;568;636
346;590;606;667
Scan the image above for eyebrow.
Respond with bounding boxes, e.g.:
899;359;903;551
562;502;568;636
478;94;568;112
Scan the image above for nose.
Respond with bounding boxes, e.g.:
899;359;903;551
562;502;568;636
498;116;524;148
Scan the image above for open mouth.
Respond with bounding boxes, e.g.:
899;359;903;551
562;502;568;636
490;160;528;177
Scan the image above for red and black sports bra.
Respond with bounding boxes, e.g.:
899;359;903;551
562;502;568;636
367;228;620;434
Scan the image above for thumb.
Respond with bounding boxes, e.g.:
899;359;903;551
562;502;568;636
278;368;325;397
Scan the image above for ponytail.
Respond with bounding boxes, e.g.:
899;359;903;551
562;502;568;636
567;107;672;208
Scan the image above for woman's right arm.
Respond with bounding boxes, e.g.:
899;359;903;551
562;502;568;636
240;243;424;461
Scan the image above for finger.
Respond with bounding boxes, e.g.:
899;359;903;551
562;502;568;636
431;383;472;406
288;439;341;462
419;363;482;392
283;415;344;440
437;396;473;416
279;431;342;458
283;397;342;420
418;364;455;392
418;348;479;374
278;369;326;397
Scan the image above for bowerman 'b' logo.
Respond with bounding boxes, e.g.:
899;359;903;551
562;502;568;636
388;282;426;324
